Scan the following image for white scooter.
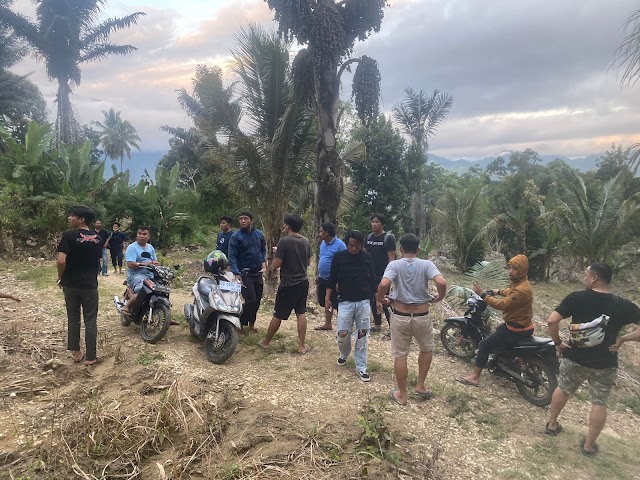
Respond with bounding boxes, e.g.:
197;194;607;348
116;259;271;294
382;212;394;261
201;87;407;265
184;269;243;364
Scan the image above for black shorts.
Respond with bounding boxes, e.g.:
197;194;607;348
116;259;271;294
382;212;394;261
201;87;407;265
274;280;309;320
316;277;338;309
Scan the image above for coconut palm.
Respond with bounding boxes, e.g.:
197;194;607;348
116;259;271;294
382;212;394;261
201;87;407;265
541;172;640;264
0;0;145;145
94;108;141;172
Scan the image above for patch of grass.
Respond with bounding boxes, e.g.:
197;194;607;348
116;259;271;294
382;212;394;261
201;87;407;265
16;263;58;290
356;396;401;465
344;357;388;373
219;463;242;480
446;390;473;422
620;392;640;416
238;331;283;347
135;347;163;366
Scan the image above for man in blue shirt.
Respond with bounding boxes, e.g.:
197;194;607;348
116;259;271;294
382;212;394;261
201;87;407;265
228;211;266;332
121;226;158;316
315;222;346;331
216;216;234;257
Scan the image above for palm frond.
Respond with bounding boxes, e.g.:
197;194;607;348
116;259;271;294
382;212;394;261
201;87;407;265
81;12;146;45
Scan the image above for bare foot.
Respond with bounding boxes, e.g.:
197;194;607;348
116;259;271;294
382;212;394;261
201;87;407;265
72;351;84;363
298;344;311;354
257;341;269;349
84;359;97;366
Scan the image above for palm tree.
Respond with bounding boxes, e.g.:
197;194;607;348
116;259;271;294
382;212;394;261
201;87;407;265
392;88;453;237
433;187;487;272
174;25;315;292
94;108;141;172
0;0;145;145
542;172;640;264
0;13;46;128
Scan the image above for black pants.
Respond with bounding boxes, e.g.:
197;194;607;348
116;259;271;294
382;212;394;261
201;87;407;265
63;287;99;361
111;249;124;267
475;323;534;368
240;272;264;327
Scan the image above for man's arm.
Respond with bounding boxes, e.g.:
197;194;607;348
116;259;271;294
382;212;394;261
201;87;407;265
56;252;67;286
547;311;569;354
610;325;640;351
431;274;447;303
271;257;283;271
228;236;239;274
377;278;392;304
259;232;267;263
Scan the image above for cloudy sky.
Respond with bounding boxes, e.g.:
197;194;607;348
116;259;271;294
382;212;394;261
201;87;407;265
9;0;640;159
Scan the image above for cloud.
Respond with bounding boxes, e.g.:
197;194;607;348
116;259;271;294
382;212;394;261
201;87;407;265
7;0;640;158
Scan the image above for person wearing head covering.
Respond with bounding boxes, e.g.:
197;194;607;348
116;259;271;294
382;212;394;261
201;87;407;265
456;254;534;387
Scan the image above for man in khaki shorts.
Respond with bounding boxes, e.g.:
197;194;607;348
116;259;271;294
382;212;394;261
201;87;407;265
377;234;447;405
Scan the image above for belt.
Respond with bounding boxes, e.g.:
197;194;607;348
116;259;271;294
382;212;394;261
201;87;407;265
393;310;429;317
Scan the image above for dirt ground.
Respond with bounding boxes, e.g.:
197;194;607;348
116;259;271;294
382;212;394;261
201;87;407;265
1;255;640;480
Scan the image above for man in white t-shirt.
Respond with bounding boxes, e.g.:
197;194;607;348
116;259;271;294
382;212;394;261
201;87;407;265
377;233;447;406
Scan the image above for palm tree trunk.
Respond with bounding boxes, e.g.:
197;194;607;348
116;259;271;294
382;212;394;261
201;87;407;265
55;79;79;145
120;154;123;173
314;62;343;226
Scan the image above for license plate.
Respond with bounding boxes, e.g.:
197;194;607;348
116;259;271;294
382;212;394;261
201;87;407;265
219;281;242;293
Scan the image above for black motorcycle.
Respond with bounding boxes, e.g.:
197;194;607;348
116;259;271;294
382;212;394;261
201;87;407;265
440;293;559;406
114;264;176;344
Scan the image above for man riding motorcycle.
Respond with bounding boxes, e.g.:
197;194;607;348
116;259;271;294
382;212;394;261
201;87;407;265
121;226;159;317
456;254;534;387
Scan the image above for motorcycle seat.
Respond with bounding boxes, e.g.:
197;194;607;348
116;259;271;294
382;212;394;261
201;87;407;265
514;336;553;347
197;277;217;296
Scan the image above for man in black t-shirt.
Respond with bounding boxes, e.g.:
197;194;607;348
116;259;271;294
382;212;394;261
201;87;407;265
108;222;128;274
545;263;640;455
259;214;311;354
366;213;396;332
56;205;103;366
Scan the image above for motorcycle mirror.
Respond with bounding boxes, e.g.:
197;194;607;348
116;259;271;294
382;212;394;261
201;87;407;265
173;264;181;270
141;252;152;259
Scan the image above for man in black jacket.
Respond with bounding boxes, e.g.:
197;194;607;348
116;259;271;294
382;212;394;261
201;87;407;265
325;230;378;382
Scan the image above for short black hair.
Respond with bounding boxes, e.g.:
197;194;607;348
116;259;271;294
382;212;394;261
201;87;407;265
137;226;151;233
399;233;420;253
344;230;364;246
321;222;336;237
284;213;303;233
219;216;233;225
238;211;254;220
68;205;95;225
113;222;121;227
589;263;612;284
370;213;386;226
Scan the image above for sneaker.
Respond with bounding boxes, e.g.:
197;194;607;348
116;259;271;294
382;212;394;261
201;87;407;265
337;357;347;366
357;370;371;382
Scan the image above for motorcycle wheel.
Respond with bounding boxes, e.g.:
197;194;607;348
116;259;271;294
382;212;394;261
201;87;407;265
141;304;171;344
515;356;558;407
205;320;239;365
120;312;132;326
440;323;478;360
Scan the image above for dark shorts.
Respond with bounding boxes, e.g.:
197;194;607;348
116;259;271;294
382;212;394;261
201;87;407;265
316;277;338;309
274;280;309;320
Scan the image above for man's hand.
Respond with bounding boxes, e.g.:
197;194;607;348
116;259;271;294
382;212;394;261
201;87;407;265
556;342;570;356
609;339;624;352
376;301;383;314
324;296;332;312
381;295;392;306
471;281;484;296
152;260;160;265
430;294;442;304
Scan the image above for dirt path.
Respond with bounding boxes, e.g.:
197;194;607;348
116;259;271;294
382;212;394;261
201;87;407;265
1;260;639;479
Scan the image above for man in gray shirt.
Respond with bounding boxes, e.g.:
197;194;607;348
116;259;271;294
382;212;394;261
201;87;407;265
377;234;447;405
259;213;311;354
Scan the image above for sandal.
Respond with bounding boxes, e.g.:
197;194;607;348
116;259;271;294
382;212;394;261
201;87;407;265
544;422;563;436
414;390;434;401
581;439;598;456
388;389;407;406
456;376;480;387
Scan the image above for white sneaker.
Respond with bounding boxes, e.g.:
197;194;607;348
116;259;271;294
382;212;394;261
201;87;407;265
357;370;371;382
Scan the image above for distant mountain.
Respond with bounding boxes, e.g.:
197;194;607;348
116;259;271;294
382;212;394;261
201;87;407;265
426;151;602;174
104;151;167;183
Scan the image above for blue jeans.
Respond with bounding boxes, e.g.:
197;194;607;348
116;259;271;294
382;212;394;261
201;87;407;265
336;299;370;372
100;248;109;275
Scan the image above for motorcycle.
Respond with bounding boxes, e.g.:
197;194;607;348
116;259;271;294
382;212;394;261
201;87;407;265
183;269;243;364
440;293;559;406
113;264;176;344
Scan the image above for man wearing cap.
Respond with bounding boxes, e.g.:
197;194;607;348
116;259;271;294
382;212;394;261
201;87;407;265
228;211;266;333
456;254;534;387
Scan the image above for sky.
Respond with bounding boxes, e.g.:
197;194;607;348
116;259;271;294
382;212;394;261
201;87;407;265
9;0;640;160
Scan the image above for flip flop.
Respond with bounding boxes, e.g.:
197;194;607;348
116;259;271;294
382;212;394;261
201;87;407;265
581;439;599;456
414;390;434;401
257;342;269;350
544;422;563;436
456;376;480;387
314;325;332;331
72;353;84;363
388;389;407;406
299;345;312;355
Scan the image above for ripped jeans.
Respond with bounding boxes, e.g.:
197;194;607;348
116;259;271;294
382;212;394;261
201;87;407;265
336;299;370;372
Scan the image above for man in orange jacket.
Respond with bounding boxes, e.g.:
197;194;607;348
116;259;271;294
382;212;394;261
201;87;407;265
456;254;534;387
